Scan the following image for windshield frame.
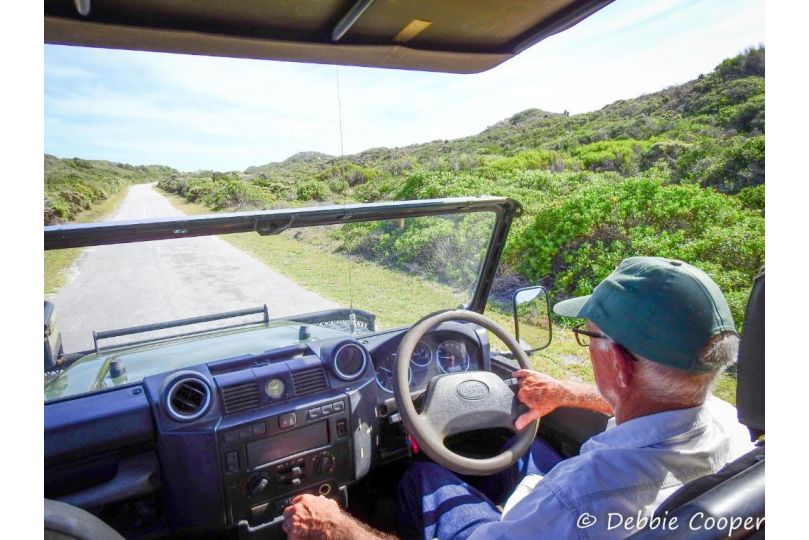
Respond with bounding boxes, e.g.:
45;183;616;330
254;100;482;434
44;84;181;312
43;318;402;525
44;196;522;314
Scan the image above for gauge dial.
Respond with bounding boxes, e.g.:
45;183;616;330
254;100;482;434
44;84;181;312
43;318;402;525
265;378;285;399
410;341;433;367
375;352;412;393
436;340;470;373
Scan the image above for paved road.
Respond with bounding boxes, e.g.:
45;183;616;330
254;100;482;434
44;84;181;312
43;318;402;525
49;184;338;353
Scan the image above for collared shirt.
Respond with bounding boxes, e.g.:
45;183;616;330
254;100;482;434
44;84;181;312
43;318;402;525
468;397;754;539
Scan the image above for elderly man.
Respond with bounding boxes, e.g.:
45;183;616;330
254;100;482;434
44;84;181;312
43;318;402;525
283;257;754;539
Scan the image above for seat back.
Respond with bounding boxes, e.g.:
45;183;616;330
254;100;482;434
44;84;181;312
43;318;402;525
736;268;765;440
628;456;764;539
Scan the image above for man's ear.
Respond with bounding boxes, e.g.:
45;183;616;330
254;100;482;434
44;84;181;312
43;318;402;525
610;344;635;389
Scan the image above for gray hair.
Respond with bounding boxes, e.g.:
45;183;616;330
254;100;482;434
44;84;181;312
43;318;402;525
631;332;739;406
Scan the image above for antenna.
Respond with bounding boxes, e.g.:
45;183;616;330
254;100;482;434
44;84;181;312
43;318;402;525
336;66;356;334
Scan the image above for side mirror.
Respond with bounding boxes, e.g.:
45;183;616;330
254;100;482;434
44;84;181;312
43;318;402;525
44;301;64;372
512;286;552;354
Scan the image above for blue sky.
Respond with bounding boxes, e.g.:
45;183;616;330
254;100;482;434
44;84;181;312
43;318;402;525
44;0;764;172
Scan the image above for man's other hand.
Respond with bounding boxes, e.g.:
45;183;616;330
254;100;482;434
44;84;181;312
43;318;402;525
283;494;347;540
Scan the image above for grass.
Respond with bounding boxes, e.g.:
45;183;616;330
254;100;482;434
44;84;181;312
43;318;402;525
44;185;133;294
160;188;737;404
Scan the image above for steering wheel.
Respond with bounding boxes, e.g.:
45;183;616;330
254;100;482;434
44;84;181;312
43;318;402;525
393;309;539;476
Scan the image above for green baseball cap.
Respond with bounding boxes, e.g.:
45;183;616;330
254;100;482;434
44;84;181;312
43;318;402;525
553;257;736;373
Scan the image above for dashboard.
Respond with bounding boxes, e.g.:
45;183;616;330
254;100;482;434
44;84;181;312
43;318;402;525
43;320;492;537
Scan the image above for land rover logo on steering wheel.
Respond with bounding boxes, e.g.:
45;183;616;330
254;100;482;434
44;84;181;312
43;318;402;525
457;380;489;400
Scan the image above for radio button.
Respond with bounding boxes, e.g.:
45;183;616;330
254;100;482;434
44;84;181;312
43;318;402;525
314;451;336;474
279;412;297;429
322;452;336;474
336;419;348;438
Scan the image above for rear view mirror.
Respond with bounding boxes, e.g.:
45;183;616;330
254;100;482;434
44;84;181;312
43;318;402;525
512;286;552;353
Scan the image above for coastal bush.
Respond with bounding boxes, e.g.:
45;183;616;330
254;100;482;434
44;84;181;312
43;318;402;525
514;177;763;324
296;179;330;201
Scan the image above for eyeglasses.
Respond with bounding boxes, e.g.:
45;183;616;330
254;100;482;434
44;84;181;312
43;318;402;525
571;322;640;362
571;322;609;347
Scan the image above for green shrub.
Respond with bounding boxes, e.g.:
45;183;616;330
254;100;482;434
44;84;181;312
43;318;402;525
327;178;350;194
204;179;273;210
641;140;691;170
735;185;764;214
262;180;294;200
318;162;379;186
514;177;763;324
483;149;568;173
716;46;765;80
701;136;764;193
717;93;764;133
353;177;398;202
296;180;330;201
571;139;650;174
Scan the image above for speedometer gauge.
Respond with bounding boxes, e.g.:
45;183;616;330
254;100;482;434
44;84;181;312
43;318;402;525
436;340;470;373
410;341;433;367
375;352;413;393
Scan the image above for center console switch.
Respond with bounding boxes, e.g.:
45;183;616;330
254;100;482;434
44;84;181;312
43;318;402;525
218;398;352;525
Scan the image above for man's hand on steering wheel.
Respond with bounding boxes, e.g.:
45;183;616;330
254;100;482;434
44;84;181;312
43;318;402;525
513;369;614;427
513;369;578;430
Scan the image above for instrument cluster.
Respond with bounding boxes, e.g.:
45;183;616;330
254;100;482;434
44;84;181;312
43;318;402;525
372;334;477;395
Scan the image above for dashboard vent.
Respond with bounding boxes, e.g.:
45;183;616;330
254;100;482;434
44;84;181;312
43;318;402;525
222;382;261;414
165;375;212;422
332;343;368;381
292;367;328;396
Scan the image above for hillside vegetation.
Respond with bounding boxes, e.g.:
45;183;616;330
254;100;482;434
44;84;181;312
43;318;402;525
44;154;176;224
157;47;764;326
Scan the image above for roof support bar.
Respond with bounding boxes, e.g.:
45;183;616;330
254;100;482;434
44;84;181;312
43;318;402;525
332;0;376;42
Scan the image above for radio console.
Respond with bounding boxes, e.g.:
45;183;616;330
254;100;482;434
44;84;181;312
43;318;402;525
218;397;352;525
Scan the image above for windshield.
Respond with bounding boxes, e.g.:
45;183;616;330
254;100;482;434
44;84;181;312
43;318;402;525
44;196;498;401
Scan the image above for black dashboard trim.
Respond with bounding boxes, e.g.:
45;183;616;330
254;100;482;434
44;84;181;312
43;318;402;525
45;385;154;466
